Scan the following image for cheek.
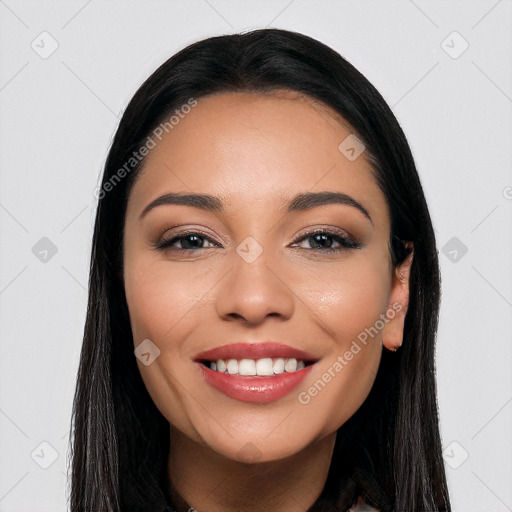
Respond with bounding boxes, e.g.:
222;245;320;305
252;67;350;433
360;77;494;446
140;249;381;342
303;254;392;344
123;253;211;428
123;253;212;346
311;264;389;376
294;256;391;432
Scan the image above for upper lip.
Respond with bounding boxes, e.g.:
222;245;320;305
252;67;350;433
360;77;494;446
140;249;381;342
194;342;320;363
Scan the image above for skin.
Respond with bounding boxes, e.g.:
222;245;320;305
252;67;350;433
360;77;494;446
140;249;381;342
123;90;413;512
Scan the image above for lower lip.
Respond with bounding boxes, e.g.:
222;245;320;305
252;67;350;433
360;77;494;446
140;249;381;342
196;363;314;403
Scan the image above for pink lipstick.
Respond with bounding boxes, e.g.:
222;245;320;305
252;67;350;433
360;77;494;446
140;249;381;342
194;342;318;403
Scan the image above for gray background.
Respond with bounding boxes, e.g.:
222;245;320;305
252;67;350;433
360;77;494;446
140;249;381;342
1;1;511;511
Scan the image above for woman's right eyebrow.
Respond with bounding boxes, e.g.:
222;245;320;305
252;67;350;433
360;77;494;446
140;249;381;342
139;192;224;219
138;190;372;225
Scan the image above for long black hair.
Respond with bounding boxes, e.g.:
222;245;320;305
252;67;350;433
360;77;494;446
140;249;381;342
68;28;450;511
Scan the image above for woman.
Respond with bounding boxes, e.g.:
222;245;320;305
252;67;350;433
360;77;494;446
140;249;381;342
69;28;451;511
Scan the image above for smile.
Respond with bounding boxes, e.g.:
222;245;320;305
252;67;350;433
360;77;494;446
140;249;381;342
194;342;319;403
202;357;308;375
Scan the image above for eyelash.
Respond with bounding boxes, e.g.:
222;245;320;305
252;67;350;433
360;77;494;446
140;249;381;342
153;228;363;255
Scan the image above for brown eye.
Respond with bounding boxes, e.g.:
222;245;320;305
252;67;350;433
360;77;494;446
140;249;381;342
292;230;362;254
155;231;220;251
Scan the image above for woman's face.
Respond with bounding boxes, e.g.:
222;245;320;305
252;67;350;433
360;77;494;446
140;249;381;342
123;91;409;463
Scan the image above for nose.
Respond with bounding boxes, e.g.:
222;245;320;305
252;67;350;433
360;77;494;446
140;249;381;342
215;249;295;325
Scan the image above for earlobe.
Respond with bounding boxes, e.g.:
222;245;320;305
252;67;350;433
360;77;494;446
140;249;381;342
382;243;413;352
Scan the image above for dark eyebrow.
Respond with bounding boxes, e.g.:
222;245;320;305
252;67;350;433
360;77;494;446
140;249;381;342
287;191;372;223
139;191;372;224
139;192;223;219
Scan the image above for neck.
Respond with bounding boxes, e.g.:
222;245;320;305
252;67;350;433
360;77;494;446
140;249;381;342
167;426;336;512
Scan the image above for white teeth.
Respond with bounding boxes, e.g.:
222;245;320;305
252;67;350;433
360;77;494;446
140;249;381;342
272;358;285;374
207;357;308;375
284;358;297;372
227;359;238;374
256;358;274;376
238;359;256;376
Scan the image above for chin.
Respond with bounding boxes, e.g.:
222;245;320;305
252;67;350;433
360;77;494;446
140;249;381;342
200;428;321;466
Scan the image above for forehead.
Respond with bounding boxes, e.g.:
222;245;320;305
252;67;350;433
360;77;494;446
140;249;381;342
127;91;388;224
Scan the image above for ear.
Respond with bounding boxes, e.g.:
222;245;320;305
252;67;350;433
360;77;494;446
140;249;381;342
381;243;413;352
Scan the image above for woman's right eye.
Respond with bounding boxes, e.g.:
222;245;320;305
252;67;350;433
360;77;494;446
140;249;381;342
154;231;220;251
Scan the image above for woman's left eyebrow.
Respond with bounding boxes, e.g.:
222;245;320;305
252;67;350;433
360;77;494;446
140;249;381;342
139;190;372;225
286;191;372;224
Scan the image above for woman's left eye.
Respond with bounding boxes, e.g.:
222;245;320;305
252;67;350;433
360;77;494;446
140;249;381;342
291;231;362;253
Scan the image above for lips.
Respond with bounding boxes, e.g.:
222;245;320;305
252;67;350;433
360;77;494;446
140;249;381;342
193;342;319;403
